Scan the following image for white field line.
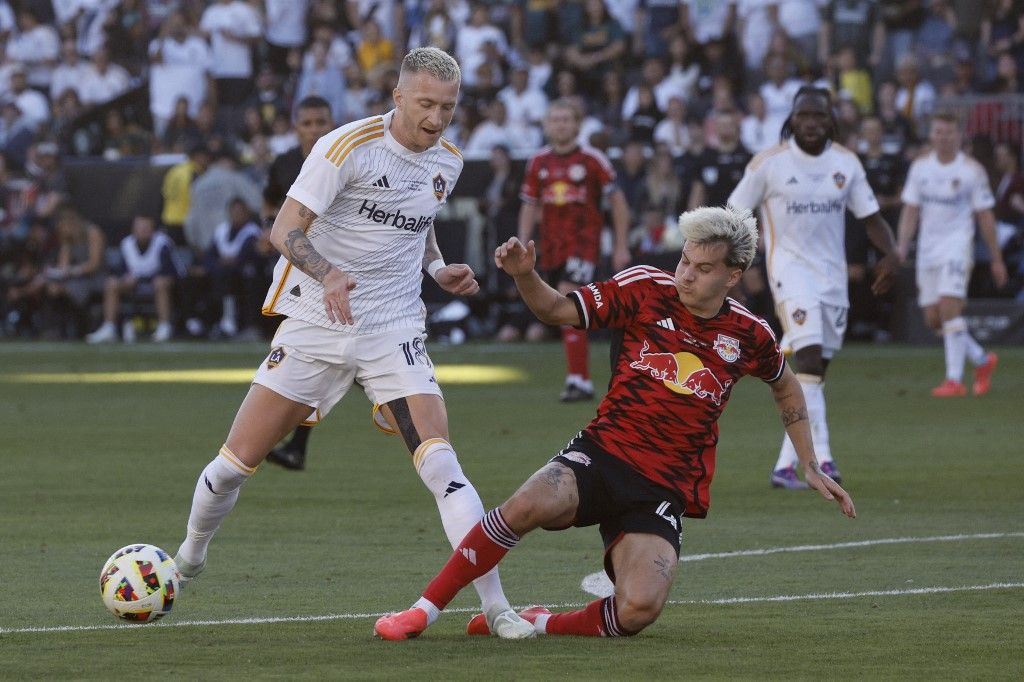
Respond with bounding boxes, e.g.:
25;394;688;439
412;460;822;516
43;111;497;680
2;582;1023;636
580;532;1024;596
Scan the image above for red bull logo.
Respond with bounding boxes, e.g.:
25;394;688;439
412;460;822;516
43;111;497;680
630;340;732;405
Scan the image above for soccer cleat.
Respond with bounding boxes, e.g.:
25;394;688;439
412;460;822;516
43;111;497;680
770;466;809;490
559;383;594;403
467;606;550;636
819;461;842;485
931;379;967;397
152;321;173;343
374;607;429;640
266;444;306;470
972;352;998;396
85;322;117;344
173;553;206;588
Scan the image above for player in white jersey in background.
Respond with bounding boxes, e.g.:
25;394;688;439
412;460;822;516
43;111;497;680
729;87;900;489
897;111;1006;397
172;47;534;640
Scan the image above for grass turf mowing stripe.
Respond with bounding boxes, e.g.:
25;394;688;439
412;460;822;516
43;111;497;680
3;582;1022;636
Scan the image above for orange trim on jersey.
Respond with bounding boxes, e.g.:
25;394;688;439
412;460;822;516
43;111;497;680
219;445;258;475
300;408;322;427
412;437;451;472
748;142;789;172
263;260;296;316
440;137;462;158
331;130;385;167
372;404;397;435
324;117;383;162
762;202;779;279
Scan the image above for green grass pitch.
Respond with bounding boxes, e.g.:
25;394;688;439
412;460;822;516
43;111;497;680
1;341;1021;679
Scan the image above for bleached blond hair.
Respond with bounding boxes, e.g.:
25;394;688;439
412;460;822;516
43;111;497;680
400;47;461;83
678;205;759;271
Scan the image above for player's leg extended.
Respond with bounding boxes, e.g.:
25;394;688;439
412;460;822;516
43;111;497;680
537;533;677;637
935;295;995;396
176;385;313;580
375;463;579;640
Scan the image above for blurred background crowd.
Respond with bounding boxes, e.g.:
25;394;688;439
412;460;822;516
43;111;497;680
1;0;1023;344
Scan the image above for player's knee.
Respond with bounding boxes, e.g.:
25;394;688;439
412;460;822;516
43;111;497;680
615;593;663;633
497;491;546;537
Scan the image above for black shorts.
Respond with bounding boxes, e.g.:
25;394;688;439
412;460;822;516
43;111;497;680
550;434;684;583
542;256;597;288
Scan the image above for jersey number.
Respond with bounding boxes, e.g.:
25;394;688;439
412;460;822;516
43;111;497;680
400;338;432;367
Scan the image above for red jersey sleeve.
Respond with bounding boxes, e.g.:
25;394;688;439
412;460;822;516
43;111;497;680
520;153;542;204
748;319;786;383
586;146;617;193
570;268;660;330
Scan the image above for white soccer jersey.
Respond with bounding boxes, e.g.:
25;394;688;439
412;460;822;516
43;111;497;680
900;151;995;266
262;110;463;335
728;140;879;307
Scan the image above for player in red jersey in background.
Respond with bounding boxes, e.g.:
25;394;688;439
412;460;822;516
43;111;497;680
519;99;631;401
375;205;855;641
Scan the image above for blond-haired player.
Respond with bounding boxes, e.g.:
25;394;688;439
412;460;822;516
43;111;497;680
172;47;533;639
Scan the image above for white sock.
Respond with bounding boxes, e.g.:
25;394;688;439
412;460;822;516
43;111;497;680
533;612;550;634
413;597;441;625
963;331;987;367
414;439;510;613
796;373;833;464
222;296;237;323
942;318;968;382
177;447;255;565
774;432;799;471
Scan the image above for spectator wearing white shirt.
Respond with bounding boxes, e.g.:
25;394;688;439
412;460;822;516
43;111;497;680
465;100;514;156
264;0;309;74
455;4;508;88
7;66;49;131
0;0;16;44
622;58;674;120
741;92;775;153
653;96;690;157
80;46;131;106
50;39;90;102
737;0;776;75
525;48;553;93
199;0;262;107
304;23;354;74
149;11;212;137
773;0;827;70
295;42;346;125
681;0;736;45
759;54;803;142
497;66;547;135
346;0;404;43
6;8;61;91
894;54;936;138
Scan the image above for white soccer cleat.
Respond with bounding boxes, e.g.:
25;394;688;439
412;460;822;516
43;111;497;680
85;321;117;344
152;321;173;343
121;320;136;344
487;606;536;639
173;553;206;588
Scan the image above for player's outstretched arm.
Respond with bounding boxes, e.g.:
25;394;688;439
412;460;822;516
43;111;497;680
862;212;901;295
975;209;1009;289
770;365;857;518
495;237;581;327
423;224;480;297
896;203;920;263
270;197;356;324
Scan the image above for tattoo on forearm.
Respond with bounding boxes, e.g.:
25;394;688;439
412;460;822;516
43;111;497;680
781;406;808;427
283;229;332;282
653;554;674;582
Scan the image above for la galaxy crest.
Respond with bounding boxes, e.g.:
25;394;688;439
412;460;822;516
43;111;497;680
433;172;446;201
792;308;807;326
267;346;286;369
833;171;846;189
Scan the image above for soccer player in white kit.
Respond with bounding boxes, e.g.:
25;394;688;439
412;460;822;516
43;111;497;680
729;87;900;489
172;48;534;640
897;112;1007;397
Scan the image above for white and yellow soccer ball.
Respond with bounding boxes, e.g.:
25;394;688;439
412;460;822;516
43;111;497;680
99;544;180;622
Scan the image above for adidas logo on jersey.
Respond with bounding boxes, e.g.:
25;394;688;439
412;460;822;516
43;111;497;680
786;176;799;185
358;199;434;233
372;175;391;188
656;318;675;331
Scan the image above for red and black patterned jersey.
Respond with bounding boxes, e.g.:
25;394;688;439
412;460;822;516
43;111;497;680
569;265;786;518
520;144;616;271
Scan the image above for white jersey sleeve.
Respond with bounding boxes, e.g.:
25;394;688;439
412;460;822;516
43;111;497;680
900;159;922;206
847;157;880;219
969;161;996;212
286;132;360;215
727;153;768;210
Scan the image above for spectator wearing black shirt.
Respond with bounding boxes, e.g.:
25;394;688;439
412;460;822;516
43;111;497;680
686;109;750;210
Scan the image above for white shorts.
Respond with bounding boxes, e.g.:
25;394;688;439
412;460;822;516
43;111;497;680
776;299;848;358
917;259;970;307
252;318;441;425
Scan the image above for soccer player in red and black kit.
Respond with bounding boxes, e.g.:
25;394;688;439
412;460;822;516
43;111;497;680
519;99;631;402
375;205;855;641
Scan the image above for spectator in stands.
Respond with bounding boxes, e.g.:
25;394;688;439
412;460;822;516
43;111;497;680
267;109;298;155
149;10;212;137
681;0;737;47
39;203;105;339
773;0;827;72
914;0;958;84
23;142;67;226
409;0;458;52
876;80;917;156
617;140;649;212
80;46;131;107
636;0;681;59
992;141;1024;283
987;51;1022;94
199;0;263;114
625;84;661;145
52;89;89;157
206;197;263;339
346;0;405;43
161;97;202;153
251;67;290;129
86;214;176;344
184;148;261;255
7;65;50;131
295;41;347;124
455;4;508;89
498;65;547;138
981;0;1024;76
822;0;883;69
835;46;873;115
0;100;34;170
264;0;310;75
162;142;212;246
741;92;775;153
6;8;60;92
662;35;700;106
565;0;626;98
355;19;397;86
101;0;151;74
760;54;804;145
644;145;684;222
894;53;937;138
879;0;928;82
737;0;777;79
687;109;751;210
99;108;151;159
465;99;515;155
2;218;51;338
50;39;89;103
0;1;14;46
622;57;669;119
653;96;689;157
341;62;374;122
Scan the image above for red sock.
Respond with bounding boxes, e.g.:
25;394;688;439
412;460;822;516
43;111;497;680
562;326;589;379
545;596;632;637
422;509;519;610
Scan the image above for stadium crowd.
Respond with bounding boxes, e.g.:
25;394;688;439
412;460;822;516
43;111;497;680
1;0;1023;342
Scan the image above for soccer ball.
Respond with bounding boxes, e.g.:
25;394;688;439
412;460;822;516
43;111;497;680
99;544;180;622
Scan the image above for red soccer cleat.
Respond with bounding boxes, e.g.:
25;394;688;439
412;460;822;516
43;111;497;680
466;606;551;636
972;352;998;396
374;607;429;641
931;379;967;397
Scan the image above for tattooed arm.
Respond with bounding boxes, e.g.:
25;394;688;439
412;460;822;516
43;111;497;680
770;364;856;518
269;197;356;324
